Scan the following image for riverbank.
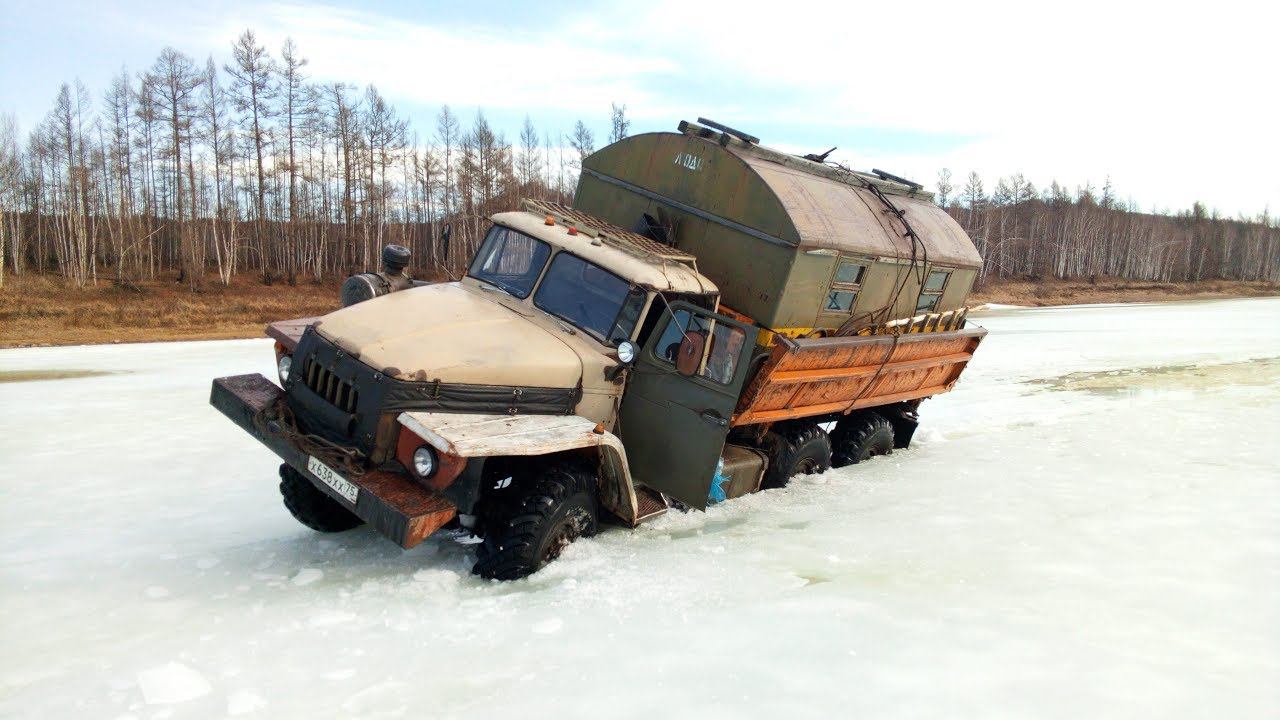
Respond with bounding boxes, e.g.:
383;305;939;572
1;274;1275;348
0;275;341;348
969;277;1277;307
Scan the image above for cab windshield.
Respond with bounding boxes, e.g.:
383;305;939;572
534;252;647;345
468;225;551;298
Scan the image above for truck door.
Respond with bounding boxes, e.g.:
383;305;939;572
618;301;756;510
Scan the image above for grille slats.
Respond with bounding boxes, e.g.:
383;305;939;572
303;356;358;414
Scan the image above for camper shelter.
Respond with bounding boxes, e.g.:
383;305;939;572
574;120;983;335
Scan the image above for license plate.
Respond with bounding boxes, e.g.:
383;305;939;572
307;456;359;505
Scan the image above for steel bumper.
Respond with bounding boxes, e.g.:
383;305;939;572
210;373;456;548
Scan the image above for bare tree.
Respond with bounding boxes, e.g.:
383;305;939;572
278;37;308;283
434;105;460;269
609;102;630;144
0;113;19;287
363;84;405;269
516;115;541;194
568;120;594;171
200;56;235;285
224;29;275;279
143;48;204;289
936;167;953;209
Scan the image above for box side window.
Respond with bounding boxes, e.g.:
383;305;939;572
822;258;869;316
915;269;951;313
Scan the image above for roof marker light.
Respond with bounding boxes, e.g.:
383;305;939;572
545;214;555;225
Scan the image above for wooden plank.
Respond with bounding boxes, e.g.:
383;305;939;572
732;325;985;426
399;411;602;457
768;352;973;385
733;383;954;425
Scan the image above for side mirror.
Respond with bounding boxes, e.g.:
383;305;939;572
440;223;452;262
675;332;705;376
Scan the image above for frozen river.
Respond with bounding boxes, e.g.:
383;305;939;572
1;297;1278;719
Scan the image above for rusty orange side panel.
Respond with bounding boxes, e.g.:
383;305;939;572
732;327;986;425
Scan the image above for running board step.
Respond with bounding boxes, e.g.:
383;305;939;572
633;485;670;523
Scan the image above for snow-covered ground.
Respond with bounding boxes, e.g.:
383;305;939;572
1;297;1278;719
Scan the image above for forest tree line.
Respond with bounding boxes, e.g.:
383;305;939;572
935;170;1277;284
0;30;1275;291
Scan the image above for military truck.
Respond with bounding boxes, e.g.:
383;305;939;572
211;119;986;580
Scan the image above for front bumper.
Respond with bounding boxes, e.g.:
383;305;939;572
210;373;456;548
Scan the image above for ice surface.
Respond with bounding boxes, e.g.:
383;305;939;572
1;298;1278;718
290;568;323;587
136;663;211;705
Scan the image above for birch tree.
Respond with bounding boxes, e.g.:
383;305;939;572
225;29;275;280
143;48;203;289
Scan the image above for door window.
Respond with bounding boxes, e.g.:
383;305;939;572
701;324;747;385
653;309;746;385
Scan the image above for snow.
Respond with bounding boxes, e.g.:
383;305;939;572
1;297;1278;719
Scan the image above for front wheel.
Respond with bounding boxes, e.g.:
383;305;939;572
278;464;364;533
473;462;599;580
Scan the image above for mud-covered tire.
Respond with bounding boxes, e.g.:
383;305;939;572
278;464;364;533
760;423;832;489
830;413;895;468
473;463;599;581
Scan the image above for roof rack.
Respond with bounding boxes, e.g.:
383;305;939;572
523;199;698;266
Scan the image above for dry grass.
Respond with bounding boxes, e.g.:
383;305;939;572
0;274;342;348
971;277;1279;307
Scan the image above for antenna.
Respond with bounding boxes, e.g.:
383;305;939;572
803;147;837;163
872;168;923;190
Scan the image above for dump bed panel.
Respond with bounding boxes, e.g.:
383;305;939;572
732;327;986;426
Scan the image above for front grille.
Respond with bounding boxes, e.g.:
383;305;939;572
302;356;359;413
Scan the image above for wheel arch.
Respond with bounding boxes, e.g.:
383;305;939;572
397;411;641;525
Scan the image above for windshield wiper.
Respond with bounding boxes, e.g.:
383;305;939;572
471;275;517;297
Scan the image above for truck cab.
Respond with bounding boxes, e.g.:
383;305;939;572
214;201;762;579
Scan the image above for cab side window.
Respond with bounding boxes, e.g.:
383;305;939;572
823;258;868;314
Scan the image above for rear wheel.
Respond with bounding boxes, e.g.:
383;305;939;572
473;462;599;581
830;413;895;468
760;423;832;489
278;464;364;533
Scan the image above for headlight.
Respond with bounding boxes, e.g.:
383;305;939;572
617;340;637;364
277;354;292;383
412;445;437;478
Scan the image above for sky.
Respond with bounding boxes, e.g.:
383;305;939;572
1;0;1275;217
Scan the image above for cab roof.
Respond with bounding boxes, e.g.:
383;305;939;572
490;207;719;296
